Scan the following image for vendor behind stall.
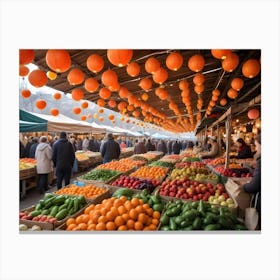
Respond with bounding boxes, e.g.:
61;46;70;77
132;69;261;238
199;137;219;159
233;138;253;159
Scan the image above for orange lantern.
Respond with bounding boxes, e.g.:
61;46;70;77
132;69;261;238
194;84;204;94
211;49;232;60
45;50;71;73
108;114;115;121
209;100;216;107
126;119;130;123
139;78;152;91
67;68;85;85
19;65;29;77
21;89;31;99
222;52;239;72
127;104;135;112
120;116;125;121
242;59;261;78
107;49;133;67
212;89;221;97
73;107;81;114
211;95;219;102
50;108;59;116
98;108;104;114
231;78;244;91
86;54;104;73
118;87;130;99
145;57;160;74
93;113;98;119
126;62;140;77
128;95;137;105
97;99;105;107
153;67;168;84
99;87;111;99
220;98;227;106
84;78;99;92
108;82;120;92
166;52;183;71
71;88;84;101
46;71;57;80
227;88;238;99
101;69;118;87
99;116;104;122
179;80;189;91
155;88;169;100
53;92;62;100
81;101;89;109
28;69;48;88
248;109;260;120
118;101;127;111
188;54;205;72
35;99;47;110
193;73;205;85
80;115;87;121
19;50;35;65
134;99;141;108
108;99;117;108
133;111;140;118
169;101;177;110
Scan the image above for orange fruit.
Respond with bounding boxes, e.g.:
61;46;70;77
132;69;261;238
139;199;144;205
95;204;102;211
126;219;135;229
98;215;107;224
119;196;127;203
87;224;96;230
135;205;144;214
114;216;125;227
143;203;150;210
118;205;127;215
122;213;130;222
67;224;76;231
106;211;116;222
143;226;150;231
75;215;84;224
149;224;157;230
104;201;113;210
77;223;87;230
153;211;161;219
96;222;106;231
152;218;159;226
124;201;132;211
138;213;148;224
131;197;140;207
110;206;119;217
81;214;90;223
106;221;117;230
129;209;138;220
113;199;123;208
66;218;76;227
146;208;153;217
118;225;128;231
101;207;108;216
134;221;144;230
91;213;101;224
84;204;95;214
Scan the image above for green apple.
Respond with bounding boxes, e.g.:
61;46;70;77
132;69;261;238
208;196;215;202
220;201;228;207
213;198;219;204
226;198;234;204
228;203;235;208
218;195;225;202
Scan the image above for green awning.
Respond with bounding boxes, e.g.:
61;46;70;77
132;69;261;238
19;110;48;132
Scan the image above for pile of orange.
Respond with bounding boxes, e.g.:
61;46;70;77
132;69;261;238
54;184;106;199
130;166;168;181
96;161;133;173
119;158;145;168
65;196;161;231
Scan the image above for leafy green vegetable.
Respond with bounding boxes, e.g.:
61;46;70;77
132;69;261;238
80;169;120;181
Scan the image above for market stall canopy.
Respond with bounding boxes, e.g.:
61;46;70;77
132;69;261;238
20;110;48;132
151;133;170;140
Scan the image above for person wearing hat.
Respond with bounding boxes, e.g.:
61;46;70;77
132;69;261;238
101;133;121;163
199;136;219;159
52;132;75;190
35;136;53;194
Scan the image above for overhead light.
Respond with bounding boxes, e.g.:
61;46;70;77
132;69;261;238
236;119;239;122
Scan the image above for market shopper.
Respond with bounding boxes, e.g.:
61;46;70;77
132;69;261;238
101;133;121;163
20;140;25;158
172;140;182;154
35;136;53;194
157;139;168;155
82;136;89;151
167;140;173;154
134;139;147;154
199;137;219;159
120;141;127;149
77;138;83;150
146;139;156;151
52;131;75;190
233;138;252;159
24;136;33;157
29;138;39;158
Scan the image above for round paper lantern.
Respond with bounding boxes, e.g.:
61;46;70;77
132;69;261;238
134;99;141;108
126;62;140;77
118;101;127;111
19;50;34;65
209;100;216;107
19;65;29;77
128;95;137;105
28;69;48;87
166;52;183;71
179;80;189;91
97;99;105;107
108;99;117;108
155;88;169;100
211;95;219;102
127;104;135;112
248;109;260;120
46;50;71;73
153;68;168;84
231;78;244;91
133;111;140;118
46;71;57;80
242;59;261;78
80;115;87;121
93;113;98;119
126;119;130;123
21;89;31;98
101;69;118;87
86;54;104;73
139;78;152;91
181;90;190;98
98;108;104;114
73;107;81;114
193;73;205;85
99;116;104;122
220;98;227;106
84;78;99;92
169;101;177;110
118;87;130;99
71;88;84;101
53;92;62;100
35;99;47;110
67;68;85;85
50;108;59;116
120;116;125;121
99;87;111;99
222;52;239;72
81;101;88;109
145;57;160;74
108;114;115;121
211;49;232;60
227;88;238;99
194;84;204;94
212;89;221;97
107;49;133;67
188;54;205;72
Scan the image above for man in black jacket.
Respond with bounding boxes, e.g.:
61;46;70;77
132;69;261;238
101;133;120;163
52;131;75;190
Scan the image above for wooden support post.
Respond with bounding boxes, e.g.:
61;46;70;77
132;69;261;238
225;110;232;169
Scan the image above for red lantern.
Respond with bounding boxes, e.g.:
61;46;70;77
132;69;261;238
46;50;71;73
86;54;104;73
108;114;115;121
166;52;183;71
126;62;140;77
81;101;89;109
53;92;62;100
99;116;104;122
211;49;232;60
248;109;260;120
99;88;111;99
97;99;106;107
35;99;47;110
108;99;117;108
212;89;221;97
81;115;87;121
220;98;227;106
19;50;34;65
71;88;84;101
119;87;130;99
73;107;81;114
139;78;152;91
118;101;127;111
231;78;244;91
28;69;48;88
222;52;239;72
194;84;204;94
50;108;59;116
153;68;168;84
84;78;99;92
141;92;149;101
188;54;205;72
21;89;31;99
242;59;261;78
145;57;160;74
179;80;189;90
19;65;29;77
67;68;85;85
193;73;205;86
227;88;238;99
101;69;118;87
107;49;133;67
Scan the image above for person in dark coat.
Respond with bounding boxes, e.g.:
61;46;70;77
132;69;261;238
77;138;83;150
167;141;173;154
101;133;121;163
134;139;147;154
157;140;168;155
243;134;261;228
20;140;25;158
234;138;252;159
29;138;39;158
52;131;75;190
172;140;182;154
24;137;33;158
88;137;99;152
145;139;155;151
